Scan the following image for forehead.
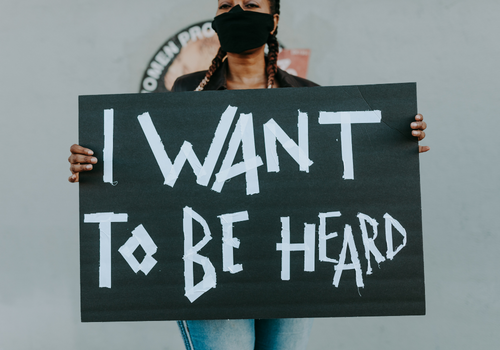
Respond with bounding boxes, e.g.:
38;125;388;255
216;0;273;14
217;0;271;6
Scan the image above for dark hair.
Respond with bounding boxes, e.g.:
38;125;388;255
195;0;281;91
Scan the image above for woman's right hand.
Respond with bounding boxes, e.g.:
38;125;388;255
68;144;98;183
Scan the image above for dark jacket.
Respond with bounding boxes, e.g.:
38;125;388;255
172;61;318;92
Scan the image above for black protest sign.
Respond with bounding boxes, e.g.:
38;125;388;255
79;84;425;322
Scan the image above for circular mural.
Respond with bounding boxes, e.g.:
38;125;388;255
140;20;310;93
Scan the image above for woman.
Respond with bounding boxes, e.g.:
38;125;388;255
69;1;429;348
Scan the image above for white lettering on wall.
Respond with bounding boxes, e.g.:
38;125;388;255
163;41;180;59
188;26;204;42
201;22;215;37
177;31;190;47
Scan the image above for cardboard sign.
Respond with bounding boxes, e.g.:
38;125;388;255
79;84;425;322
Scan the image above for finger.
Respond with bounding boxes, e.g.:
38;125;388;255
70;144;94;156
412;130;426;141
70;163;94;173
411;121;427;130
68;172;80;183
418;130;426;141
68;154;98;165
419;145;430;153
414;114;424;121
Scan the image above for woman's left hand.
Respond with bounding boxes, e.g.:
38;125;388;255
411;114;430;153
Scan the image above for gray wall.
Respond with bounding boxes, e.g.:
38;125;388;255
1;0;498;349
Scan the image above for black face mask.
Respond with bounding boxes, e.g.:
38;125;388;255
212;5;275;54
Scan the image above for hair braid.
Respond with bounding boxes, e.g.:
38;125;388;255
266;34;279;88
195;47;227;91
266;0;280;88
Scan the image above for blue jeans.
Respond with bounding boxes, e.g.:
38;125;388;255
178;318;313;350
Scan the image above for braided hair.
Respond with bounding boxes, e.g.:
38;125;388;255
195;46;227;91
195;0;281;91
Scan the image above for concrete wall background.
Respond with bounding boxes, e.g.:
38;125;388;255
1;0;498;349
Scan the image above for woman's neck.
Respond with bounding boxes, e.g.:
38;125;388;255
225;47;268;90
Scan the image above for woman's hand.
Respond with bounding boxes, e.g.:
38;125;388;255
411;114;430;153
68;144;98;183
